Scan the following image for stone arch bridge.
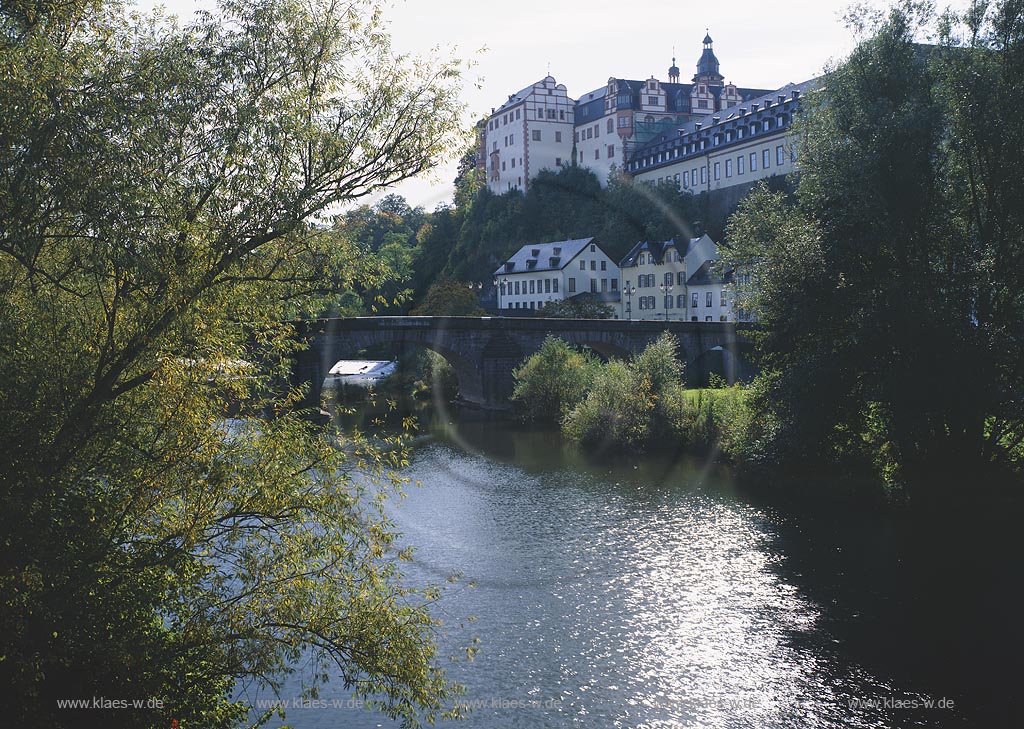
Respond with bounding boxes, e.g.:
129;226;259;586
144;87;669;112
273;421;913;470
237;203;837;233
292;317;755;409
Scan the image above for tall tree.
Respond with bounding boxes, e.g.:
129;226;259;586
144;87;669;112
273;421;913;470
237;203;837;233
0;0;467;726
723;1;1024;487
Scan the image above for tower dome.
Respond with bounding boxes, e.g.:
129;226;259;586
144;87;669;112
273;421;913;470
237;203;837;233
668;55;680;83
694;30;723;83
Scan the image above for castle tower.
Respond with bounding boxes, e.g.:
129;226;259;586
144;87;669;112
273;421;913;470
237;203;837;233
668;52;680;84
693;31;724;84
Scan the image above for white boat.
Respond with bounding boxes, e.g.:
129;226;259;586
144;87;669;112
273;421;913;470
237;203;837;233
325;359;397;387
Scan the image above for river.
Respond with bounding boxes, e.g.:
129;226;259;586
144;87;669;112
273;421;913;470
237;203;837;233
252;400;1020;728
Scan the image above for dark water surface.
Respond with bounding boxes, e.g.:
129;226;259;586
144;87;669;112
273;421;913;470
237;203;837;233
254;404;1021;728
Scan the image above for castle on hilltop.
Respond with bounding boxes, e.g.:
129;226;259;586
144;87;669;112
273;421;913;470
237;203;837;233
481;33;816;197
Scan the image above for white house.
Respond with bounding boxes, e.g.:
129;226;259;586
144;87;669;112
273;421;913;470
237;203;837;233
494;237;620;312
483;75;575;195
618;234;737;321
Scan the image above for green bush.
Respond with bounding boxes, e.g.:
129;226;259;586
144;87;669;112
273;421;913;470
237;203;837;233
562;361;655;450
510;337;600;422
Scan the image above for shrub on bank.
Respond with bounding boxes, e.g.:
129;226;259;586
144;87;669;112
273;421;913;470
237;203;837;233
513;332;756;456
510;336;601;422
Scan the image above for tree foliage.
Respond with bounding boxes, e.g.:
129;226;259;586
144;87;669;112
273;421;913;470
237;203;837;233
408;280;485;316
561;333;687;450
721;0;1024;487
510;336;601;422
0;0;468;726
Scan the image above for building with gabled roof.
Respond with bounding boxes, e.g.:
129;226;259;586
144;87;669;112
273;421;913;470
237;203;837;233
493;237;621;313
483;75;576;194
618;234;741;321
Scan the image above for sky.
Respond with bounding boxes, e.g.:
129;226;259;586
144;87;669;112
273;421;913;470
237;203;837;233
138;0;921;211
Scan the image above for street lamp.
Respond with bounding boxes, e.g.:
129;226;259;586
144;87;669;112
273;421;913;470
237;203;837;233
494;277;510;311
623;283;637;320
659;282;674;320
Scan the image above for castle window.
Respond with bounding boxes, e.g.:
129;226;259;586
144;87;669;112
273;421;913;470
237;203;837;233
532;129;541;141
763;148;771;168
725;159;732;177
607;118;614;133
777;145;785;165
714;162;721;180
555;131;562;142
738;155;745;175
750;151;757;171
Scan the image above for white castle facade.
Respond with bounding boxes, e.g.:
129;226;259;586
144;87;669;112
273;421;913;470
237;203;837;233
481;33;815;195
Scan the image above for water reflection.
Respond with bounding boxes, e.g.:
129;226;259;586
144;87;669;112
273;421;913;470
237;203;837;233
257;403;991;728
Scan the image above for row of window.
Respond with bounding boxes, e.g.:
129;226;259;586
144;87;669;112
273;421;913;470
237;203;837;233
498;157;523;172
500;277;620;297
490;108;521;129
636;251;682;266
630;270;688;286
531;129;564;143
579;259;608;271
634;116;790;170
651;145;790;189
501;278;560;296
632;291;728;308
489;104;573;133
536;107;567;121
